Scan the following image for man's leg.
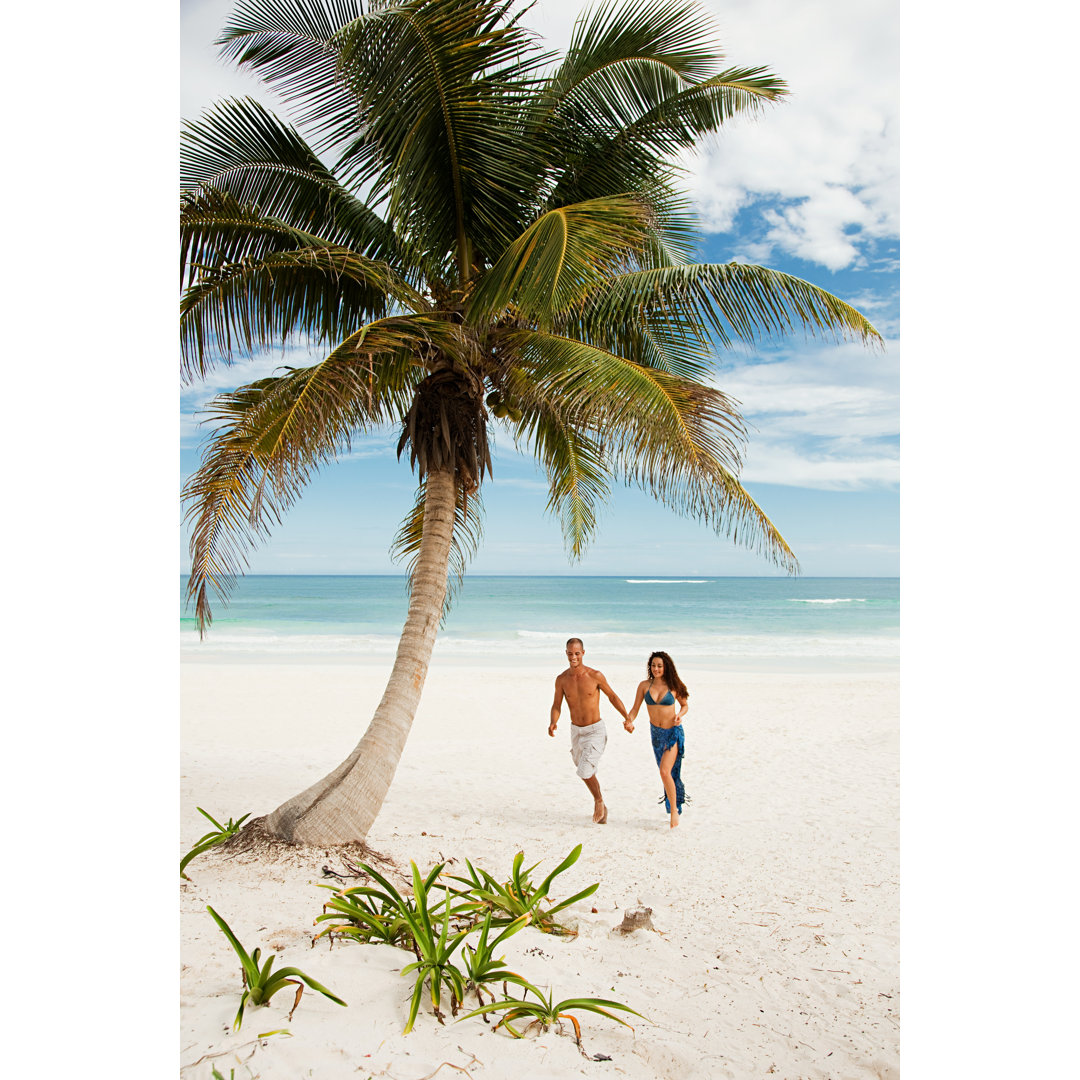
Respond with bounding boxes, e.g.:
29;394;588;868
582;774;607;823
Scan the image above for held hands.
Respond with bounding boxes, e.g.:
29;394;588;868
623;716;635;733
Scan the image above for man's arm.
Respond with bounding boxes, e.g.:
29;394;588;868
595;671;632;727
549;678;565;737
624;680;647;733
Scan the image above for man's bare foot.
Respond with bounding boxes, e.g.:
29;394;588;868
593;801;608;824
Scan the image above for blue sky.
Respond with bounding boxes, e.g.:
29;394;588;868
180;0;900;576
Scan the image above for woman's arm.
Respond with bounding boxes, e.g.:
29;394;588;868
673;693;688;726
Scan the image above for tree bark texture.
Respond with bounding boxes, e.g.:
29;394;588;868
262;468;457;844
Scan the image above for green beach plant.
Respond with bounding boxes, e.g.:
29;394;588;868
313;883;416;950
329;860;475;1031
460;909;532;1006
180;807;251;878
181;0;882;848
450;844;599;936
456;979;645;1047
375;861;471;1032
207;905;347;1029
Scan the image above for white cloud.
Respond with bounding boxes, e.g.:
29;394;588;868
338;432;399;462
687;0;898;269
716;337;899;489
739;442;898;489
181;351;291;397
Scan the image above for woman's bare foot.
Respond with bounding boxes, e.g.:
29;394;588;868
594;800;608;824
669;810;679;828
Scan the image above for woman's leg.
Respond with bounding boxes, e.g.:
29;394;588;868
659;744;680;828
669;734;685;810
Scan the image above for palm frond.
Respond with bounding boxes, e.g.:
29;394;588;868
556;0;722;92
516;409;610;558
183;318;432;635
580;262;884;349
628;64;787;144
505;331;795;569
333;0;549;271
637;183;698;268
523;3;784;209
466;195;654;325
180;187;418;294
215;0;366;152
553;312;711;382
390;480;485;614
180;240;418;381
548;66;787;205
510;331;745;469
181;98;407;265
617;444;798;572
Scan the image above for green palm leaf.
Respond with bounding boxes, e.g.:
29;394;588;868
180;239;415;380
579;262;883;349
466;195;655;324
182;318;433;635
216;0;366;152
554;0;722;94
181;97;407;265
332;0;551;271
549;66;787;205
518;410;610;558
512;331;745;473
503;330;795;568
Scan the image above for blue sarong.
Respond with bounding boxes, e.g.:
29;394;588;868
650;723;687;813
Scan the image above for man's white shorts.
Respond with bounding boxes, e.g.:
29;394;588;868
570;720;607;779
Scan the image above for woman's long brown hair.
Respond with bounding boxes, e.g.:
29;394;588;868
647;650;689;700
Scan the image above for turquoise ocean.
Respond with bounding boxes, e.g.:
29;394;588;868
180;576;899;672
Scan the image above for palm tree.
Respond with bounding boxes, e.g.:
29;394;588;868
181;0;881;845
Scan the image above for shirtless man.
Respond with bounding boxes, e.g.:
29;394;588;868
549;637;633;824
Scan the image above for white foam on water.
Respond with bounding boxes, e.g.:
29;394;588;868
788;598;867;604
625;579;708;584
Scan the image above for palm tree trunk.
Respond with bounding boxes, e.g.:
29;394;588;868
262;467;457;844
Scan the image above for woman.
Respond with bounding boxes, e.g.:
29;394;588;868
626;651;689;828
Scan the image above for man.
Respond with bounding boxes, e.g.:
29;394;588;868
549;637;633;824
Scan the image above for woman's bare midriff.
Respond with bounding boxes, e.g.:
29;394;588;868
647;705;679;729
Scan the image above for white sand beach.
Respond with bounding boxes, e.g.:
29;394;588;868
180;658;899;1079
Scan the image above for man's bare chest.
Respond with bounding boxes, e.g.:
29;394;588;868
563;675;599;706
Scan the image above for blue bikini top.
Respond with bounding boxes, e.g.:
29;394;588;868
644;687;675;706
